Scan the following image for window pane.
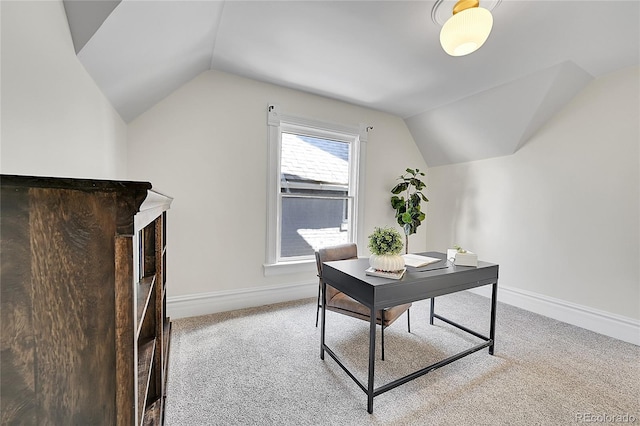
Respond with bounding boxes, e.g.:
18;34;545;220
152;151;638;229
279;131;353;259
280;196;350;258
281;133;349;195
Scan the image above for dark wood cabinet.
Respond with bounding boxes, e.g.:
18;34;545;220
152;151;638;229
1;174;173;425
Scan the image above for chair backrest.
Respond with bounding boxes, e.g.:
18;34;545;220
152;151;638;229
316;243;358;301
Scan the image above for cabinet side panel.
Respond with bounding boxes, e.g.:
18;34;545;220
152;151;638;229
115;236;136;426
29;188;117;424
1;186;36;424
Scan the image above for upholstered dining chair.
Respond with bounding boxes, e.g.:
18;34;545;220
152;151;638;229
315;243;411;360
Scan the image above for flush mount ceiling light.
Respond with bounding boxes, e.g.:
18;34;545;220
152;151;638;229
432;0;500;57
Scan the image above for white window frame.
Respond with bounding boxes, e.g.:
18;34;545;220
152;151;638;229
263;104;369;276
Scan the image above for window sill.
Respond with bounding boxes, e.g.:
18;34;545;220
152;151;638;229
263;259;317;277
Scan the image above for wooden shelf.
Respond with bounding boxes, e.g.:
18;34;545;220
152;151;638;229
0;175;172;425
143;398;163;426
136;276;156;338
137;206;170;424
137;338;156;425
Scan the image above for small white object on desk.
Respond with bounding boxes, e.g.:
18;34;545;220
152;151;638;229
454;251;478;267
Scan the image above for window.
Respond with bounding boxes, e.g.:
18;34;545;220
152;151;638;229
265;105;368;273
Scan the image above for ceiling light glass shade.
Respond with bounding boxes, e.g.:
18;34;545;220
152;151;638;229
440;7;493;56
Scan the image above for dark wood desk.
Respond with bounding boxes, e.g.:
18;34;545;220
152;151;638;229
320;251;499;414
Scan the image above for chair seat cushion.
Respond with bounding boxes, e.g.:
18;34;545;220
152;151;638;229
327;292;411;327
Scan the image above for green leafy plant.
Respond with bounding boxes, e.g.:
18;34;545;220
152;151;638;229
454;245;467;253
368;226;404;256
390;168;429;253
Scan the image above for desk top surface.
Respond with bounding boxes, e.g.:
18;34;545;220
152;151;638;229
325;252;497;285
323;251;499;307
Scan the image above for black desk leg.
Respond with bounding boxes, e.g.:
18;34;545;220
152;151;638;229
321;281;327;360
367;307;376;414
489;282;498;355
429;298;435;325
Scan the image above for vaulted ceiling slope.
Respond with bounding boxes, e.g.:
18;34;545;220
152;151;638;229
65;0;639;167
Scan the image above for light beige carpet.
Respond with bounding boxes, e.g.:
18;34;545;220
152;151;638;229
165;291;639;425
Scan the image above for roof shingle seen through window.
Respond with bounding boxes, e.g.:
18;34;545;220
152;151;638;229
281;133;348;185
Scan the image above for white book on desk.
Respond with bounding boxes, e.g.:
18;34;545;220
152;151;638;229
402;254;442;268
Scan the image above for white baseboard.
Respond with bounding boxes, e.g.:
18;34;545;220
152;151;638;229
467;285;640;346
167;279;639;346
167;280;317;319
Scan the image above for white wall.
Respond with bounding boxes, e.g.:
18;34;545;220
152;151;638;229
0;0;127;179
426;66;640;322
127;69;427;313
8;0;634;338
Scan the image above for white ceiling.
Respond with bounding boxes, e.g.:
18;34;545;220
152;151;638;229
66;0;640;167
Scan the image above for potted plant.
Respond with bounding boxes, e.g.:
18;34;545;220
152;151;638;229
367;226;405;272
390;168;429;254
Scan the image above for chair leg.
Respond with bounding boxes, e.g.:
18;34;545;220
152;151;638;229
315;281;322;327
407;308;411;333
381;310;385;361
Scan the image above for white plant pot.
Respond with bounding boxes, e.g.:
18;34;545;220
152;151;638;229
369;254;405;272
